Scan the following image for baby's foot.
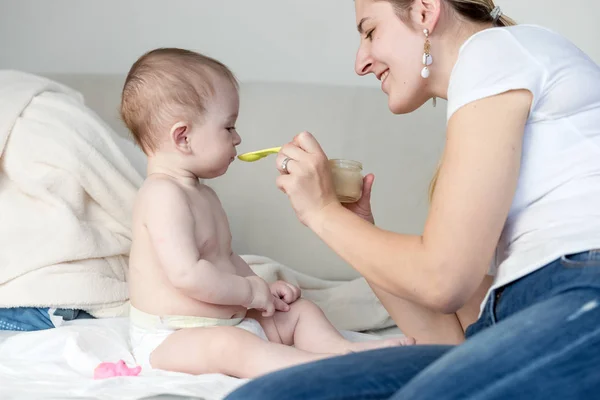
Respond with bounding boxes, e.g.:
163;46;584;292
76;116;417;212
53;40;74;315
346;336;415;353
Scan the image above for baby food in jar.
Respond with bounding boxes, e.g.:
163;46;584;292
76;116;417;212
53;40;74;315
329;159;363;203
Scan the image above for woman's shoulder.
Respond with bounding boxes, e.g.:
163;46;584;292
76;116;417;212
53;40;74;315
447;24;596;120
457;24;587;67
461;24;561;47
447;26;548;117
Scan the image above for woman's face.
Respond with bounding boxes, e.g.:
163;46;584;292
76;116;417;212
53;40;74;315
354;0;431;114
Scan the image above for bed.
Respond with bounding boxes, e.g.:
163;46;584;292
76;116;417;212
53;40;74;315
0;317;399;400
0;70;404;399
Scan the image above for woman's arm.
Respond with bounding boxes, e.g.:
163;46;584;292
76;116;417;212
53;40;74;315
369;281;465;344
276;89;532;313
341;175;466;344
370;274;492;344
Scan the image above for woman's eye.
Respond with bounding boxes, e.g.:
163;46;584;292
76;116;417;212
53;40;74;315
366;29;375;40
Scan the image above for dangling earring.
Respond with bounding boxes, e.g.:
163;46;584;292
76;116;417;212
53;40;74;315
421;29;436;107
421;29;432;79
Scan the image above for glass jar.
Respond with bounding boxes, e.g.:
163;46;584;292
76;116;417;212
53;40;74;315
329;159;363;203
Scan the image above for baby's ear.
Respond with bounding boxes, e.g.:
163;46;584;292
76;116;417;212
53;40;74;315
170;122;192;154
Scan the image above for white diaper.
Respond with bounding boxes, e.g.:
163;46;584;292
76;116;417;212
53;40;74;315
129;305;268;370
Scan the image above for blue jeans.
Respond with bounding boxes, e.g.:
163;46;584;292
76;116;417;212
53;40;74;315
0;307;93;331
226;250;600;399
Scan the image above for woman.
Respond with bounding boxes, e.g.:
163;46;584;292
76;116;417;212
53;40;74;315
226;0;600;398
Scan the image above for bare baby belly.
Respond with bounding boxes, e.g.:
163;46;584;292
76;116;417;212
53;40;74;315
131;281;246;320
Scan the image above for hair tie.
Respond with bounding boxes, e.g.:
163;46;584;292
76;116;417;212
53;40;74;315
490;6;502;23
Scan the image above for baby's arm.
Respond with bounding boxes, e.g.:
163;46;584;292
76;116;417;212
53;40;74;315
231;254;301;306
143;180;266;309
230;254;257;278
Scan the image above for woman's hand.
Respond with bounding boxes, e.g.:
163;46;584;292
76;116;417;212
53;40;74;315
342;173;375;225
275;131;340;227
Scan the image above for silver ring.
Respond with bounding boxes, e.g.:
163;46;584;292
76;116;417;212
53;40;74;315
281;157;291;174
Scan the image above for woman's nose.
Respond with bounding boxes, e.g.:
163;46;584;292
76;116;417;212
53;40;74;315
355;45;374;76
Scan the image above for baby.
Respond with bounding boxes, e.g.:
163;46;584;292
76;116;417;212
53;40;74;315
121;48;413;379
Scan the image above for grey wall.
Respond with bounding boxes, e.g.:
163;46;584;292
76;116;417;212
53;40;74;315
2;0;598;279
1;0;599;87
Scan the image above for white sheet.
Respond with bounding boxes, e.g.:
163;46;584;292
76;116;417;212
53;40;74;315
0;318;398;400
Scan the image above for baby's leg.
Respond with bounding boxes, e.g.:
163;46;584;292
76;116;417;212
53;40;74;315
254;298;415;355
150;325;334;379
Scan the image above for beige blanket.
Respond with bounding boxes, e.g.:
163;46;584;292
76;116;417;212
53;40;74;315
244;255;394;331
0;71;394;331
0;70;143;316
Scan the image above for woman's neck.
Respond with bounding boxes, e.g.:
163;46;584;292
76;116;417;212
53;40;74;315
429;21;495;100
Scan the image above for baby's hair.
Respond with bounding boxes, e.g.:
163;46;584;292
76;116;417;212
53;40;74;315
120;48;238;154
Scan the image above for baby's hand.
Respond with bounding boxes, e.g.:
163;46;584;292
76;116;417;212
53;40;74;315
270;280;301;305
245;276;288;317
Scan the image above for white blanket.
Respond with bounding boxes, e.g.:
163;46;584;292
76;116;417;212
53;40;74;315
0;70;144;316
0;70;394;331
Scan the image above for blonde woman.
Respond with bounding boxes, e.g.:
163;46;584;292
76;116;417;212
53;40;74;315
227;0;600;398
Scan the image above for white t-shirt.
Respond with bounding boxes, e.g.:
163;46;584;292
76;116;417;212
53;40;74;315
447;24;600;313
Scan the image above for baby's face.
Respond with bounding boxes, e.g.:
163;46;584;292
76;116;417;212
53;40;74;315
189;78;241;178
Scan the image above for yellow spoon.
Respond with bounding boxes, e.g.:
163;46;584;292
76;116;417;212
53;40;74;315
237;146;282;162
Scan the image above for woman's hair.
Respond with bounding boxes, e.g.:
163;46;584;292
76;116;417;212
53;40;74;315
382;0;516;28
380;0;516;202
